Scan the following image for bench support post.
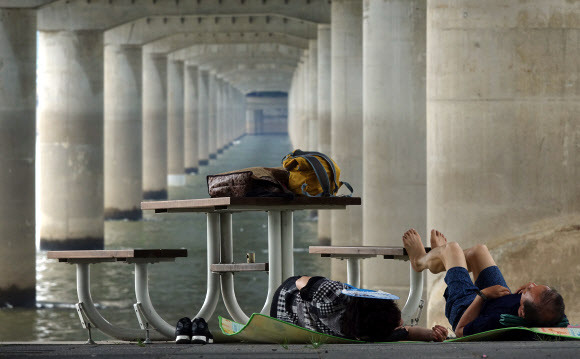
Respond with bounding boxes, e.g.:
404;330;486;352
75;262;167;341
401;269;424;325
134;262;174;338
75;302;96;344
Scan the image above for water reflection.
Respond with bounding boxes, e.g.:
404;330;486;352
0;134;329;342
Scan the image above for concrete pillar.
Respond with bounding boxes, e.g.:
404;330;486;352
288;76;295;144
104;44;142;220
184;64;199;174
362;0;426;297
0;8;36;307
330;0;363;282
308;39;319;150
167;59;185;187
317;24;332;245
208;72;217;159
142;52;168;199
225;84;234;146
427;0;580;326
38;30;104;250
197;68;210;166
299;56;310;149
215;78;224;153
246;109;256;134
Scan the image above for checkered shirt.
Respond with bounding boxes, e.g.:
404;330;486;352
272;277;349;337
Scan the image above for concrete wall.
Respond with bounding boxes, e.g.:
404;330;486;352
426;0;580;327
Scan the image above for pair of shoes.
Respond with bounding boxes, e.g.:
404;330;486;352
175;317;214;344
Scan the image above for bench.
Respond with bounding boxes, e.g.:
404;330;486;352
47;249;187;344
309;245;431;326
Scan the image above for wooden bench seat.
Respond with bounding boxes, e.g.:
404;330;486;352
210;263;269;273
47;248;188;343
309;245;431;260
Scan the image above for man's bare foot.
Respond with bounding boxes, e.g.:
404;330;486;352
402;229;426;272
430;229;448;249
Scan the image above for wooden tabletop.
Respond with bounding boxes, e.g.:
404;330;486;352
47;249;188;262
141;196;361;213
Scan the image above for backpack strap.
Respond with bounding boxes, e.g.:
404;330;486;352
340;181;354;197
298;154;331;197
293;150;339;193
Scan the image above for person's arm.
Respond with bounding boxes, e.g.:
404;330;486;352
295;276;311;290
455;285;510;337
405;325;448;342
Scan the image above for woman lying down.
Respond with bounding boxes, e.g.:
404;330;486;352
270;276;448;342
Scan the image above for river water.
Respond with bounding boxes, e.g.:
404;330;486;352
0;134;329;342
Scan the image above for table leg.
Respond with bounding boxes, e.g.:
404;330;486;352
401;267;424;325
219;213;250;323
75;263;167;341
346;258;361;288
194;213;221;320
280;210;294;279
260;211;283;314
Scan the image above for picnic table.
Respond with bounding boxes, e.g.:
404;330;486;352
140;196;362;325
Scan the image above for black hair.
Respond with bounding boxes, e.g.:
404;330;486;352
340;297;401;341
523;287;565;327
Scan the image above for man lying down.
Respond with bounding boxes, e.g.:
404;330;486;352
402;229;567;337
270;275;448;342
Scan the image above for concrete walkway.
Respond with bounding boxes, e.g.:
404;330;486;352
1;341;580;358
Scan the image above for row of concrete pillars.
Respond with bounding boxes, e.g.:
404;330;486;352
0;8;252;307
287;0;580;325
38;33;247;250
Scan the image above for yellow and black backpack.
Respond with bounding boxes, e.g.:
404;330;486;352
282;149;353;197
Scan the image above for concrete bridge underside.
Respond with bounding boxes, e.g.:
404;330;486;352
1;0;579;331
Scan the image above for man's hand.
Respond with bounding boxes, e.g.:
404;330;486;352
431;325;448;342
482;285;511;299
515;282;536;294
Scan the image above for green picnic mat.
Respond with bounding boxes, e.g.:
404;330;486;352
218;313;580;343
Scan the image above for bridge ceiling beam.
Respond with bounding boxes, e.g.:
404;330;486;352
170;42;302;62
104;14;317;46
39;0;329;31
0;0;55;7
185;56;297;73
169;44;302;61
143;31;308;54
213;62;297;76
220;69;292;91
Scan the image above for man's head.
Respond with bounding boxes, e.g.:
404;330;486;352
518;283;565;326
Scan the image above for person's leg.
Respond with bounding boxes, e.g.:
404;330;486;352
402;229;467;274
463;244;497;282
429;230;496;281
429;230;508;290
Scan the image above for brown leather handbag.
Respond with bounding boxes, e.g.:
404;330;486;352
207;167;294;198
